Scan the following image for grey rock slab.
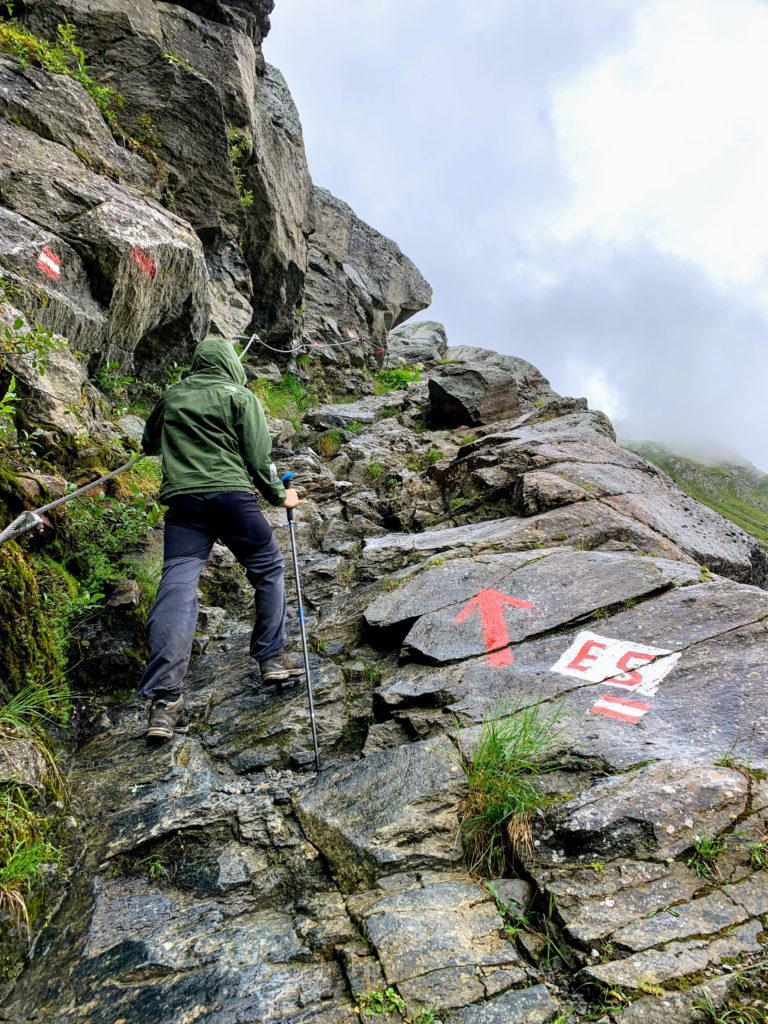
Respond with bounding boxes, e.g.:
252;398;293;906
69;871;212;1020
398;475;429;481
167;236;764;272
542;761;747;861
619;976;736;1024
385;319;448;368
367;548;695;664
0;119;209;374
351;877;528;1009
586;919;763;988
189;642;347;771
361;501;693;579
449;984;560;1024
610;889;750;951
723;873;768;917
70;730;244;862
295;737;466;891
531;861;701;947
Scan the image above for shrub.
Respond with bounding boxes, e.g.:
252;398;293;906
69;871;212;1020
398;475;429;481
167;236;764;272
461;701;565;875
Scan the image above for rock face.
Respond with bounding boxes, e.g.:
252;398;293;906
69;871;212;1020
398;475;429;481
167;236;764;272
302;186;432;362
3;4;768;1023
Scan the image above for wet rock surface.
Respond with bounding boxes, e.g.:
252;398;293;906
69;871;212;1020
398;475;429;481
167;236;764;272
2;4;768;1022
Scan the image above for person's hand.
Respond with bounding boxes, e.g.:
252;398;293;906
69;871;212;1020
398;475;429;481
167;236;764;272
283;487;299;509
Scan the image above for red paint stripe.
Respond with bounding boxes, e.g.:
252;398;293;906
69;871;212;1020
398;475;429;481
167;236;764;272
591;706;645;724
132;246;157;278
598;694;651;710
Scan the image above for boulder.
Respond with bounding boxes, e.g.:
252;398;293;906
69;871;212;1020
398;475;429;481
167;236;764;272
427;346;556;427
295;737;466;891
385;319;447;368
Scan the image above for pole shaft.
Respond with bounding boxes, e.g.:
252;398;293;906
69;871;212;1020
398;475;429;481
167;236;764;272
286;509;321;771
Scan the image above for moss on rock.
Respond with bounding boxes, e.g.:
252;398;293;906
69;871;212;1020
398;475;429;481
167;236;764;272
0;543;63;703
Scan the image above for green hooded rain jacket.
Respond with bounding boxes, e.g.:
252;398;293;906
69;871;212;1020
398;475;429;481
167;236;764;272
142;336;287;506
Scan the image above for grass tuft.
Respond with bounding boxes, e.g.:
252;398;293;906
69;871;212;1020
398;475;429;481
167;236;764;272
460;701;565;876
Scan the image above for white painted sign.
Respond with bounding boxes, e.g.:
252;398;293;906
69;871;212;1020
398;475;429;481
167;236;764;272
550;630;681;725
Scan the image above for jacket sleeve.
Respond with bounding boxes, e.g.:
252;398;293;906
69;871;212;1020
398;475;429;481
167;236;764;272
141;395;166;455
235;391;287;506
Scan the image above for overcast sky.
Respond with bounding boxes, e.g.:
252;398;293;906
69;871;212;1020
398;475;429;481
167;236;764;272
266;0;768;469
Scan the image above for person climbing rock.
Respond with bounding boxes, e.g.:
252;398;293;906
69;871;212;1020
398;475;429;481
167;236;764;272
137;335;302;742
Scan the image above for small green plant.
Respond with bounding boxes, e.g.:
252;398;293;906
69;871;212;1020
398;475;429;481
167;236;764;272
748;835;768;869
346;420;364;434
361;664;382;685
686;832;728;879
460;701;565;875
311;429;343;459
374;366;421;395
367;461;385;481
459;434;478;446
356;986;407;1018
228;127;254;207
95;360;135;416
693;988;764;1024
380;576;406;592
295;353;312;369
699;565;715;582
0;316;66;374
250;373;309;424
714;748;766;781
162;51;194;73
0;16;125;129
136;853;169;881
0;374;18;444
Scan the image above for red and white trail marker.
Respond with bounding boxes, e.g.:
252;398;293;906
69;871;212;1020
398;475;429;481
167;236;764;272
454;588;535;668
37;247;61;280
590;693;652;724
550;629;681;726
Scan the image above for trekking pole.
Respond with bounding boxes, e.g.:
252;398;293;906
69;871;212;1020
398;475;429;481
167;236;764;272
280;472;321;772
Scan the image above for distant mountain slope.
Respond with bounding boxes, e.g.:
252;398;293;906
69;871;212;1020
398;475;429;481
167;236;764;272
623;440;768;547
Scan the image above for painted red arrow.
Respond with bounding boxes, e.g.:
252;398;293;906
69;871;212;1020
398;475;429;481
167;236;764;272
454;588;535;667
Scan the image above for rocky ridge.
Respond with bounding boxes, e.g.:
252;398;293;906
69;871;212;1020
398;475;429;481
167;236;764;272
0;3;766;1022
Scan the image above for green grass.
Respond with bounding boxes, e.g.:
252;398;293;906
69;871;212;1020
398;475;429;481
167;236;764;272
693;988;765;1024
460;701;565;875
686;832;729;879
311;429;344;459
626;441;768;547
748;836;768;869
373;366;421;395
366;461;385;481
250;374;309;428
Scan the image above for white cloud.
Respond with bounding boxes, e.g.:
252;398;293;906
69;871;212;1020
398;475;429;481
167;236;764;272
550;0;768;287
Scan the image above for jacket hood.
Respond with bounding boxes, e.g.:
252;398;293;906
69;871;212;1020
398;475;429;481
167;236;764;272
189;336;246;386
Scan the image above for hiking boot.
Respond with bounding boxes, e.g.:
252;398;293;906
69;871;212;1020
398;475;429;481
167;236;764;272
146;697;189;741
259;652;304;682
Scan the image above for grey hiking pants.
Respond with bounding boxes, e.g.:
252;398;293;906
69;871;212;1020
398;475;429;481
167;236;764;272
137;491;286;702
